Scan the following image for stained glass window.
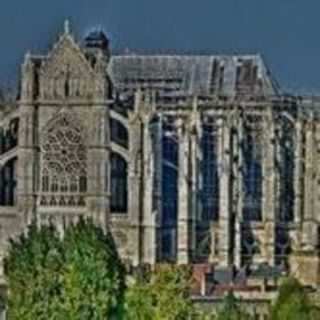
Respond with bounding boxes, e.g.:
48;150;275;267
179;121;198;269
201;120;219;221
0;157;17;206
40;115;87;206
161;117;178;262
242;116;263;221
279;118;295;222
110;152;128;213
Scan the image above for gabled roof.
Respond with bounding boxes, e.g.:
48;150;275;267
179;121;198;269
108;54;280;97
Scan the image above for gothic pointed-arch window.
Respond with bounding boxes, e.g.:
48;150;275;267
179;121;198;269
60;178;68;193
65;79;70;98
110;152;128;213
110;118;129;149
70;176;78;192
195;117;220;263
0;128;5;155
51;176;59;193
0;157;17;206
201;119;220;221
42;168;49;192
79;175;87;193
161;117;179;262
242;116;263;221
279;117;295;222
40;114;87;206
9;118;19;148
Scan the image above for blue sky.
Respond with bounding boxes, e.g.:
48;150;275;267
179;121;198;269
0;0;319;93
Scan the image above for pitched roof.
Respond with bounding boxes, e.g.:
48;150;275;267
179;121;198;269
108;54;280;97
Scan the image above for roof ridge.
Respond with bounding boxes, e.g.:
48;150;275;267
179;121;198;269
111;54;262;58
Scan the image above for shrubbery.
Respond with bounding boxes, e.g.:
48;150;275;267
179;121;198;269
4;220;320;319
124;264;196;320
270;277;320;320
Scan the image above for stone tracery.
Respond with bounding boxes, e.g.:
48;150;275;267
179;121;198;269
2;22;320;292
40;114;87;206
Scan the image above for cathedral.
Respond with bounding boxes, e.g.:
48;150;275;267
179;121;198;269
0;22;319;286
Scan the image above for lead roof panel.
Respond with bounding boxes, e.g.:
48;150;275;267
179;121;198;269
108;55;280;97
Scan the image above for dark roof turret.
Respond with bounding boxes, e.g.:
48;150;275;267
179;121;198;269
84;30;109;51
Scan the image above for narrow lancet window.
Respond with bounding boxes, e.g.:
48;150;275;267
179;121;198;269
242;117;263;221
110;118;129;149
0;157;17;206
149;115;162;212
194;118;220;263
110;152;128;213
201;120;219;221
161;117;178;262
279;118;295;222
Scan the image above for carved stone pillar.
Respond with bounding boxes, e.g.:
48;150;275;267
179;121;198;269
190;118;201;261
141;115;158;265
127;92;144;266
262;109;276;266
234;112;243;268
17;55;38;227
177;119;191;264
84;56;111;227
86;105;110;228
17;104;38;226
302;121;318;250
128;117;143;265
189;99;202;262
290;117;320;287
217;118;232;267
294;119;303;224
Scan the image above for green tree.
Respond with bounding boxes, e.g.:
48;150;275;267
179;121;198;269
60;219;125;319
215;292;251;320
270;278;320;320
5;219;126;320
124;276;154;320
5;223;64;320
124;264;196;320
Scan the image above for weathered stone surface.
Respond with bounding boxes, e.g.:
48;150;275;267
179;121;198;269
0;23;319;289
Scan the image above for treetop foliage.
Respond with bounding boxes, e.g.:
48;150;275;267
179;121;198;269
4;220;320;320
270;277;320;320
125;264;196;320
5;219;125;320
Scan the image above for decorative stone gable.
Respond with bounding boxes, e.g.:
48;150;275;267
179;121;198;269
16;22;112;232
38;29;107;101
4;20;320;291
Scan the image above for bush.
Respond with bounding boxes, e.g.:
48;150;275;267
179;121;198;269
215;292;251;320
125;264;196;320
270;278;320;320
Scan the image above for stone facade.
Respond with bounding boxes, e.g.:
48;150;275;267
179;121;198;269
0;22;320;286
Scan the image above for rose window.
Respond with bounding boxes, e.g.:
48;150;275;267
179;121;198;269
40;115;87;206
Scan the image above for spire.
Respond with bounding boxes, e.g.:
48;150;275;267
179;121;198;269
23;50;33;72
64;19;70;35
24;50;31;63
192;94;198;113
